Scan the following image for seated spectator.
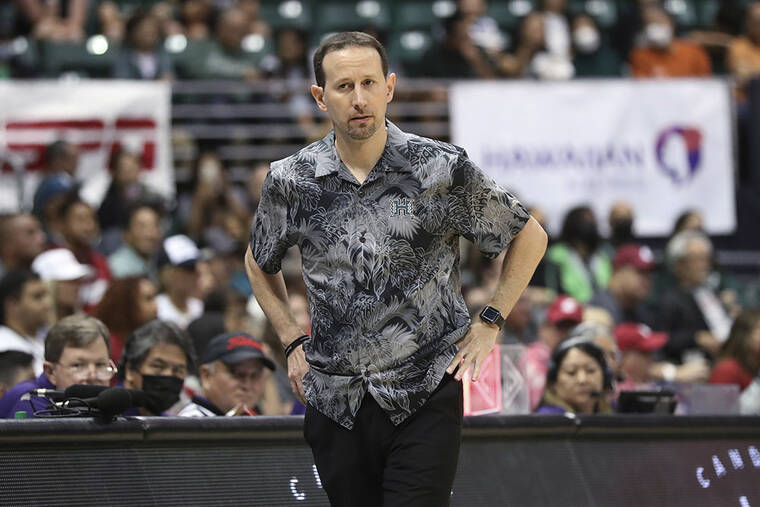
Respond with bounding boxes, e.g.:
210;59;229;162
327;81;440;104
190;8;260;81
17;0;88;42
727;3;760;102
113;8;173;80
710;310;760;392
55;192;111;311
615;323;668;391
0;314;115;418
589;244;656;327
415;10;499;78
0;351;35;399
571;14;622;77
119;319;196;416
658;231;732;363
95;276;158;364
0;213;45;277
32;140;79;239
0;270;50;374
108;204;163;280
156;235;204;329
605;201;636;253
457;0;508;55
31;248;92;322
502;292;538;345
99;145;164;245
630;6;712;77
544;205;611;303
521;295;583;410
499;12;550;78
535;337;613;414
178;332;275;416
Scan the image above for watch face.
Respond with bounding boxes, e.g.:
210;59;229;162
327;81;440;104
481;306;500;323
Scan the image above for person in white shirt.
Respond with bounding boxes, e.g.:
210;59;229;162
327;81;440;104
155;235;204;329
0;270;52;374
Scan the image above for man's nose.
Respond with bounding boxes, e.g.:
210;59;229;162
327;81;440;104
351;87;367;109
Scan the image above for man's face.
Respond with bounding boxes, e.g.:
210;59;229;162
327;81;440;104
617;266;652;304
125;342;188;390
620;349;654;384
201;358;268;413
677;239;711;287
45;338;112;390
136;279;158;325
63;202;98;248
17;279;51;332
312;46;395;143
8;215;45;265
125;208;162;257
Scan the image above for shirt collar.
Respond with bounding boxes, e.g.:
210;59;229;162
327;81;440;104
314;119;412;179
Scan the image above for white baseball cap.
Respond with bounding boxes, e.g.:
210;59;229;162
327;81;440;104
32;248;94;281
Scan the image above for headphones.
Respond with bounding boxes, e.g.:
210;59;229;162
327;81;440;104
545;336;614;391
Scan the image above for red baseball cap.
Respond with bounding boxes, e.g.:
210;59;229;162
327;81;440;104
546;295;583;325
614;323;668;352
613;244;655;271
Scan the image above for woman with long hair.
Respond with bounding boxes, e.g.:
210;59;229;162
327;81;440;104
710;310;760;391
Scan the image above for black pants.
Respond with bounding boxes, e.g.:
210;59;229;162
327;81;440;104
303;373;463;507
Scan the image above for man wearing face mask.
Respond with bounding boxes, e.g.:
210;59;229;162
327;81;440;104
630;6;711;78
545;206;611;303
571;14;622;77
118;319;196;416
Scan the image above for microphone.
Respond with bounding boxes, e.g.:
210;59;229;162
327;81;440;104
95;387;133;418
64;384;110;399
23;389;65;401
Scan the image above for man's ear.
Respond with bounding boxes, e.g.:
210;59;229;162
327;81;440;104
43;361;56;385
311;85;327;112
385;73;397;104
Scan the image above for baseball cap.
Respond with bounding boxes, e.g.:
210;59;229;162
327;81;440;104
613;244;655;271
546;295;583;325
614;323;668;352
157;234;200;269
201;332;275;371
31;248;93;281
32;173;77;216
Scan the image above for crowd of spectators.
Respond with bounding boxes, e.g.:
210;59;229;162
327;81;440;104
0;133;757;419
0;0;759;420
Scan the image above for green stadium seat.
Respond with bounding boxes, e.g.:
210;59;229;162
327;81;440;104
388;29;433;70
315;1;392;33
488;0;536;32
260;0;312;30
695;0;721;29
39;39;116;78
663;0;698;30
394;1;455;31
568;0;618;29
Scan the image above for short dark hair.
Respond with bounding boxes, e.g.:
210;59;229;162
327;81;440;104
45;140;71;168
118;320;197;379
313;31;388;88
126;201;164;229
0;350;34;389
45;314;111;363
0;270;40;326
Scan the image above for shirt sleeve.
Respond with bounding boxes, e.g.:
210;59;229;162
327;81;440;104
249;169;296;274
448;151;530;258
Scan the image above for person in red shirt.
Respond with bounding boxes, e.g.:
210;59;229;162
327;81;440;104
629;6;711;78
710;310;760;391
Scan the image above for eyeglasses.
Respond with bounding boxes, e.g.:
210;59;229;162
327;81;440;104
57;359;118;380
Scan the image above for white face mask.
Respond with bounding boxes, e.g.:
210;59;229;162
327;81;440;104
573;26;600;54
645;23;673;48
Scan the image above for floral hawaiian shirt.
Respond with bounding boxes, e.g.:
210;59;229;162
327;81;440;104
251;121;529;429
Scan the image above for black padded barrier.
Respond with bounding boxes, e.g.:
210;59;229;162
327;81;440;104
0;415;759;506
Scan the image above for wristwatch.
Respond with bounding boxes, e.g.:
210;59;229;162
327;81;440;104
479;305;505;328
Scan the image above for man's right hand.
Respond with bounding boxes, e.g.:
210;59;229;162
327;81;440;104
287;345;309;405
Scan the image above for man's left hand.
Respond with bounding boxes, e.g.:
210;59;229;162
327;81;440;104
446;322;500;381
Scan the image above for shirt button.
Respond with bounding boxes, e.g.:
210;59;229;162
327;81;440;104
358;189;365;197
359;237;366;243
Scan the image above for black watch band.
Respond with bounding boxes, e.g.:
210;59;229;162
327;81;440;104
284;335;310;358
479;305;505;328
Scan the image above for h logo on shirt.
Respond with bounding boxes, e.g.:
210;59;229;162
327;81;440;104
391;198;413;216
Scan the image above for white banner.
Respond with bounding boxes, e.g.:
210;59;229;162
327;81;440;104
450;79;736;237
0;80;173;212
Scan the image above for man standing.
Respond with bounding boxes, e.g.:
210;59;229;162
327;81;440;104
245;32;547;506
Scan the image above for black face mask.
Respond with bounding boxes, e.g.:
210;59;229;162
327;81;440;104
141;375;184;415
610;218;634;246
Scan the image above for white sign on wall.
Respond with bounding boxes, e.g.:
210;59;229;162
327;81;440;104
0;80;173;212
450;79;736;237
